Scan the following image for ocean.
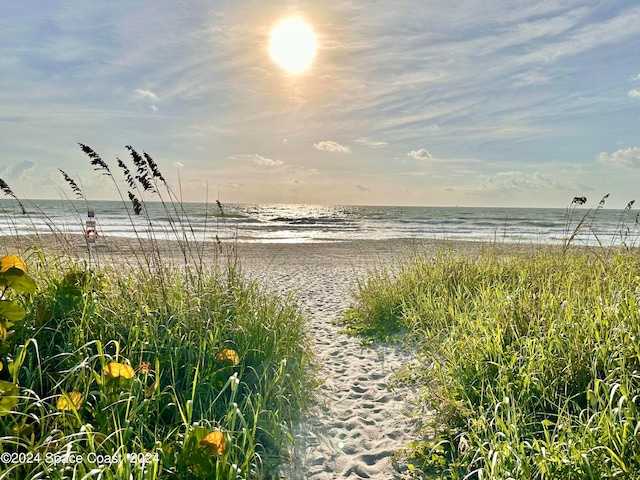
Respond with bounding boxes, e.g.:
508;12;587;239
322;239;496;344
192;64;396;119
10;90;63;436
0;199;638;246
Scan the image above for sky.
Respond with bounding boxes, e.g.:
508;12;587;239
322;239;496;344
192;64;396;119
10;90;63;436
1;1;639;208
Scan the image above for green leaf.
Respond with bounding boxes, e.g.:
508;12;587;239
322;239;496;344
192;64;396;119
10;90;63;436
0;301;25;321
0;268;36;294
0;379;19;416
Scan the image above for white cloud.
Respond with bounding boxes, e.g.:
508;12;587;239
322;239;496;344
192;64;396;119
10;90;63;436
355;137;388;148
253;154;284;167
313;141;351;153
597;147;640;168
628;89;640;98
407;149;433;161
135;89;159;101
173;161;184;168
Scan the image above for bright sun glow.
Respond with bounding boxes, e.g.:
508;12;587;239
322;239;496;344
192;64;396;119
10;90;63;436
269;18;317;73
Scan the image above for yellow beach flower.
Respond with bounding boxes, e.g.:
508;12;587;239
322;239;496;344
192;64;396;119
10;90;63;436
200;430;226;455
0;255;26;273
103;362;135;380
215;349;240;366
57;391;83;411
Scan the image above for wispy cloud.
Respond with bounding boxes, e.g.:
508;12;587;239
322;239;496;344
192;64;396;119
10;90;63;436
356;184;371;192
0;1;638;206
135;89;159;102
355;137;388;148
313;140;351;153
481;171;556;191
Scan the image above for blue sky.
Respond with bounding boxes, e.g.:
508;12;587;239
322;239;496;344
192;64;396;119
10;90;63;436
1;1;639;207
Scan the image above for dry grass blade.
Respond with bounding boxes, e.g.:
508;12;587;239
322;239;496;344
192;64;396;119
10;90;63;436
143;152;166;182
117;158;137;190
58;169;85;200
78;143;111;175
126;145;156;194
0;177;27;214
127;191;142;215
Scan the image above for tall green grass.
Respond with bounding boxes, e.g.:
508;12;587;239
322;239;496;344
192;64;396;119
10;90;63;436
342;247;640;479
0;145;315;479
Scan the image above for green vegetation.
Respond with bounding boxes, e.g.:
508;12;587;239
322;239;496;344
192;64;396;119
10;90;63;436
0;145;315;479
342;247;640;479
0;251;313;479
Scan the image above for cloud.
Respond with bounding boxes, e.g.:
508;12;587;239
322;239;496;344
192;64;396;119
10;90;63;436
253;154;284;167
355;137;388;148
173;161;184;168
629;89;640;98
356;184;371;192
407;149;433;161
135;89;159;101
313;141;351;153
10;159;36;180
479;171;564;193
597;147;640;168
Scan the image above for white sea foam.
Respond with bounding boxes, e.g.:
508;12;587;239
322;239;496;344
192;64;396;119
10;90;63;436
0;199;635;246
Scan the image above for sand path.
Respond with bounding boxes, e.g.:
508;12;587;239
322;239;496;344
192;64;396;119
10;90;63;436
237;242;421;479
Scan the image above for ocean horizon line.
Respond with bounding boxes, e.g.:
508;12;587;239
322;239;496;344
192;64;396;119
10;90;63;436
1;197;626;211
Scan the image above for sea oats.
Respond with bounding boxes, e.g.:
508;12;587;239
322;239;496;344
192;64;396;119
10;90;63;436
0;178;27;214
58;169;85;200
78;143;111;175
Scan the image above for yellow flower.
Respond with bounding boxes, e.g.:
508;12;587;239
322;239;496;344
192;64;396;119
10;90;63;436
215;349;240;366
57;392;83;411
0;255;26;273
200;430;226;455
103;362;135;379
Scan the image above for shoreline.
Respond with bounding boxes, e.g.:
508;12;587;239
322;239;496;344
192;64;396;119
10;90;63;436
0;232;564;263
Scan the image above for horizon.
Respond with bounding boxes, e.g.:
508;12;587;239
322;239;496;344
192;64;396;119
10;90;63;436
1;196;630;212
1;2;639;208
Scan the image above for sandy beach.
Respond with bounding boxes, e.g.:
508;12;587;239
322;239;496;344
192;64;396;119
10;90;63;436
1;234;530;479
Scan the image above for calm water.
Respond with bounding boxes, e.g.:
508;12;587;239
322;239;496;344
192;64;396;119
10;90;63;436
0;199;637;246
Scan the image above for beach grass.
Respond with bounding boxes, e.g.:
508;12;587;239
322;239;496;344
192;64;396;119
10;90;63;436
0;250;314;479
0;146;316;479
341;246;640;479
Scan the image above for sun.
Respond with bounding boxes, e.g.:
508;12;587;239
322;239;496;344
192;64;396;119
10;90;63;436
269;18;317;73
